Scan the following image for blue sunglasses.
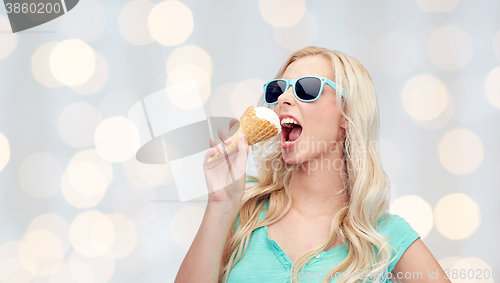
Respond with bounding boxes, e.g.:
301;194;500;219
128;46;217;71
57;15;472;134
263;76;344;105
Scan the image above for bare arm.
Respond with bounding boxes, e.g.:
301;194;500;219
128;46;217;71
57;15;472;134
221;229;232;273
174;203;239;283
175;118;248;283
390;238;451;283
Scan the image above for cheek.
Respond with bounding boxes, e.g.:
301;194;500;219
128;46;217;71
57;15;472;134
309;108;341;136
316;105;338;123
273;104;282;117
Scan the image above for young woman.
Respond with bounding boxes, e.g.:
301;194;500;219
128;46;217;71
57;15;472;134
175;46;451;283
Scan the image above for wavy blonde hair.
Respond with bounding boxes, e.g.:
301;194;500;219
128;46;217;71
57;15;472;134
219;46;397;283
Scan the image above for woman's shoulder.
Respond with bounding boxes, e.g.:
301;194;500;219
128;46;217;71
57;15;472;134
376;212;419;236
376;212;421;272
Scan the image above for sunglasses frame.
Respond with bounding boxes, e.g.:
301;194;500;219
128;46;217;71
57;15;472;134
263;76;344;105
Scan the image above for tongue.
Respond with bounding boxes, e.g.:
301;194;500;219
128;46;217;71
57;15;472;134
289;126;302;142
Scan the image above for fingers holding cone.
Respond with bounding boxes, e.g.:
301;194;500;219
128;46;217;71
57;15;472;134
229;118;238;129
235;133;249;168
204;134;233;165
206;105;280;163
207;124;244;163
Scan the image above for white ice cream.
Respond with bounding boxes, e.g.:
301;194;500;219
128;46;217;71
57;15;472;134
254;107;281;133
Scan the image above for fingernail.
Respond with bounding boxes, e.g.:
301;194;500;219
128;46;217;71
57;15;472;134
225;136;232;144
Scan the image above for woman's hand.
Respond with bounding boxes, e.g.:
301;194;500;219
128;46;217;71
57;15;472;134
203;118;249;209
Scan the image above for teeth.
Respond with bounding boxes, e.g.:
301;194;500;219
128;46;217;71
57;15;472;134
280;117;300;128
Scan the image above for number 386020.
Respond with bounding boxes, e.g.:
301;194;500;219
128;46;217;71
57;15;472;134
5;2;62;14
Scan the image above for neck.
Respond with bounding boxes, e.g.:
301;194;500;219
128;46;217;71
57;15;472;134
289;154;348;218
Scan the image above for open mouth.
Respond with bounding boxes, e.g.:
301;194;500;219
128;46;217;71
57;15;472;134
281;122;303;148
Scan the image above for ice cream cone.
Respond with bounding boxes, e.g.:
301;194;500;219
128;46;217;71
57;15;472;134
207;105;280;162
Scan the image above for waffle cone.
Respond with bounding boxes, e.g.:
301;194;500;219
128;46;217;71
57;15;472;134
207;105;279;162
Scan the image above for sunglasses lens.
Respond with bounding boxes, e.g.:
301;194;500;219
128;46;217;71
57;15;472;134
296;77;322;101
265;80;287;104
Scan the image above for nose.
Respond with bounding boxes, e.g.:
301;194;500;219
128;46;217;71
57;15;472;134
277;84;295;107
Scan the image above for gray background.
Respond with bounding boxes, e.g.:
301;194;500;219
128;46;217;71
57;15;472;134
0;0;499;282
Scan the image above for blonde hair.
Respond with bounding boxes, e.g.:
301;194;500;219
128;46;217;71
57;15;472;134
219;46;396;283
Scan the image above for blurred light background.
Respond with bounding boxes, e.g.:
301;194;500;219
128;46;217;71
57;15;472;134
0;0;499;282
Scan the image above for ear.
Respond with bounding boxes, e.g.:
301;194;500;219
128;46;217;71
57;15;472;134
340;115;348;130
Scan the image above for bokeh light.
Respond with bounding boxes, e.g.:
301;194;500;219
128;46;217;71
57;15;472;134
18;234;64;276
485;66;500;111
119;0;155;45
68;149;113;186
373;32;418;78
411;91;455;130
123;161;166;191
230;78;265;117
416;0;459;13
61;149;113;208
69;211;115;257
49;39;96;86
402;74;449;121
19;152;63;199
135;162;171;187
94;117;141;163
48;259;95;283
0;132;10;172
259;0;306;27
27;214;70;254
438;256;461;272
0;15;17;60
98;89;140;119
61;0;106;42
167;45;213;77
170;206;205;250
165;64;211;110
67;161;107;196
107;213;137;259
61;170;106;209
70;259;99;283
428;25;473;71
453;258;494;283
438;129;483;175
434;193;481;240
58;102;102;148
23;229;65;260
440;257;494;283
0;241;34;283
122;155;177;190
69;51;109;95
148;1;194;46
31;42;63;88
390;195;433;239
272;10;318;52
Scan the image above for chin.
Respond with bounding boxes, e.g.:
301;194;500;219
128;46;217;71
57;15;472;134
281;151;307;165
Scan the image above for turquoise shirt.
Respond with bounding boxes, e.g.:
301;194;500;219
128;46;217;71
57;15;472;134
227;180;420;283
